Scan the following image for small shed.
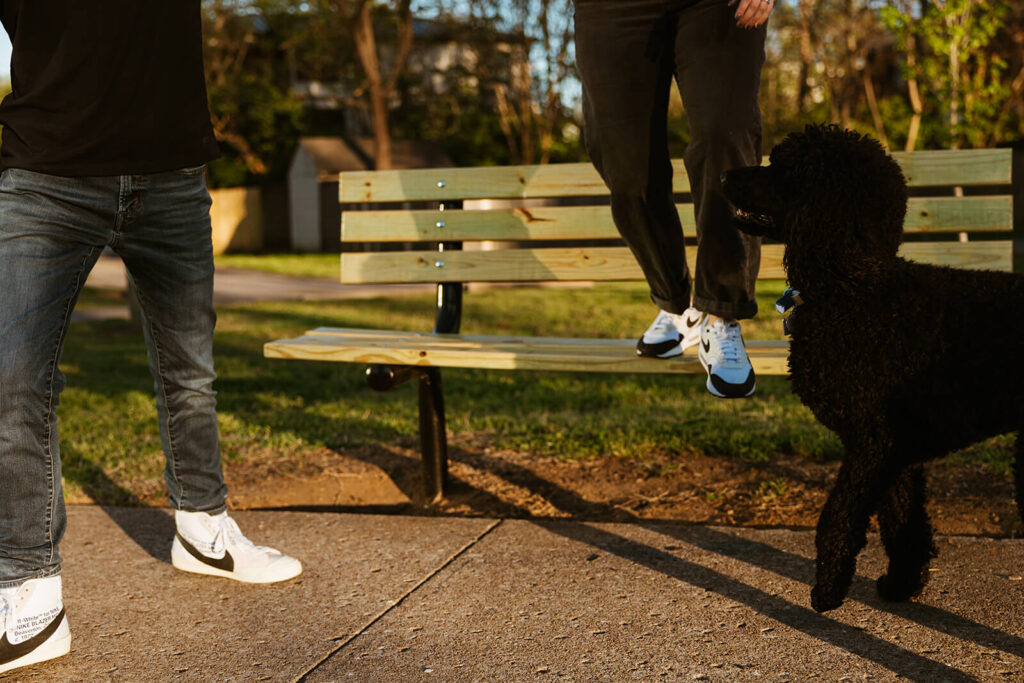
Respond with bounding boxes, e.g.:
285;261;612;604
288;137;453;252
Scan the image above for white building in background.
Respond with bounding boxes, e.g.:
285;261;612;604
288;137;452;253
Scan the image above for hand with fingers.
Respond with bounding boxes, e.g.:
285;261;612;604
729;0;774;28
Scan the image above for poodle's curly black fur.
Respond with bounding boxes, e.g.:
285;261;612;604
722;124;1024;612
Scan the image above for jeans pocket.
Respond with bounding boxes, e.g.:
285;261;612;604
175;165;207;177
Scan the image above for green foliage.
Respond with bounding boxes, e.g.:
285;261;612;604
392;77;520;166
206;72;307;187
195;1;1022;188
881;0;1014;148
202;2;309;187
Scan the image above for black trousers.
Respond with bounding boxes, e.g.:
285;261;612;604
575;0;766;319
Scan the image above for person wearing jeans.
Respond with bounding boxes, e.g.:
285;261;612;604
575;0;772;398
0;2;301;674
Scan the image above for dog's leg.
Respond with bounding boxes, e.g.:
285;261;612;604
876;464;937;602
812;447;889;612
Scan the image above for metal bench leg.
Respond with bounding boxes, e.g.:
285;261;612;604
418;367;449;503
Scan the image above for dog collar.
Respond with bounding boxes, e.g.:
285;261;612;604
775;287;804;336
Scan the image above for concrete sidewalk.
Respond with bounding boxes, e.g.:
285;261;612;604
8;506;1022;681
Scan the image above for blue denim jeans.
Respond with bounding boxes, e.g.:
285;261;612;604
0;167;228;585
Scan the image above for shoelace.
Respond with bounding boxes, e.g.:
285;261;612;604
708;322;744;363
219;516;266;554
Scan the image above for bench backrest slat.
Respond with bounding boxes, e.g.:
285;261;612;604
339;163;621;203
890;148;1012;187
337;148;1015;285
340;241;1012;285
341;195;1013;243
339;149;1013;203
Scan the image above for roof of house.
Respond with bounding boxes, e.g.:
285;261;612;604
293;136;453;179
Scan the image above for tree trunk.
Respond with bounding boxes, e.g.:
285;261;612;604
904;34;923;151
862;71;889;148
797;0;817;110
370;90;393;170
350;0;414;170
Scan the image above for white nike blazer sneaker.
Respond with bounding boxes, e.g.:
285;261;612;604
698;318;756;398
171;510;302;584
0;575;71;674
637;307;705;358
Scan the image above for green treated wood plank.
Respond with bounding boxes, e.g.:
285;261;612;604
891;148;1012;187
338;149;1012;203
899;240;1012;271
341;196;1013;243
264;330;792;375
342;205;681;242
339;241;1011;284
903;196;1012;232
338;163;631;203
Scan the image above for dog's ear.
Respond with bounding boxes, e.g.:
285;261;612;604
842;132;907;261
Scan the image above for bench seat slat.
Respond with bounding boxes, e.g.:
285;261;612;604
341;196;1013;243
264;329;791;375
338;149;1012;203
340;241;1013;284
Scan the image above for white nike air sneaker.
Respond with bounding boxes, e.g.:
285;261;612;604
0;575;71;674
637;307;704;358
699;318;756;398
172;510;302;584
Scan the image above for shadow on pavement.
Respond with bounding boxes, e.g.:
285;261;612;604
75;421;1021;682
436;444;1023;678
541;521;980;682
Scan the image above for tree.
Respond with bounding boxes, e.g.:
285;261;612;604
349;0;415;169
391;1;583;165
457;0;578;164
284;0;414;169
882;0;1015;149
202;0;306;187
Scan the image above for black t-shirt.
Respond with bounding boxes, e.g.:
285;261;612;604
0;0;219;176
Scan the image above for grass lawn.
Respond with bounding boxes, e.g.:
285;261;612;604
215;253;341;280
62;279;1014;506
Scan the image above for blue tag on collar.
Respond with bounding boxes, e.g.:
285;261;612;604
775;287;802;314
775;287;802;336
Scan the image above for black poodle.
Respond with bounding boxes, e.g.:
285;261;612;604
722;124;1024;612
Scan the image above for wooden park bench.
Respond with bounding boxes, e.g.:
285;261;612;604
265;147;1022;502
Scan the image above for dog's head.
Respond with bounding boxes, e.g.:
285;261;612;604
722;124;908;286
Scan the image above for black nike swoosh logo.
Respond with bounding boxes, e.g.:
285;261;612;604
701;338;711;353
0;608;65;665
685;316;701;328
176;532;235;572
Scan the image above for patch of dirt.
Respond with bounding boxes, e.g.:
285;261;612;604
220;439;1021;539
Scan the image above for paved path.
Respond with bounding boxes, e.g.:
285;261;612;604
9;506;1022;681
74;253;430;321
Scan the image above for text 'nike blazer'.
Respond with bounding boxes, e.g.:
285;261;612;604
0;575;71;674
699;318;756;398
637;307;704;358
172;510;303;584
